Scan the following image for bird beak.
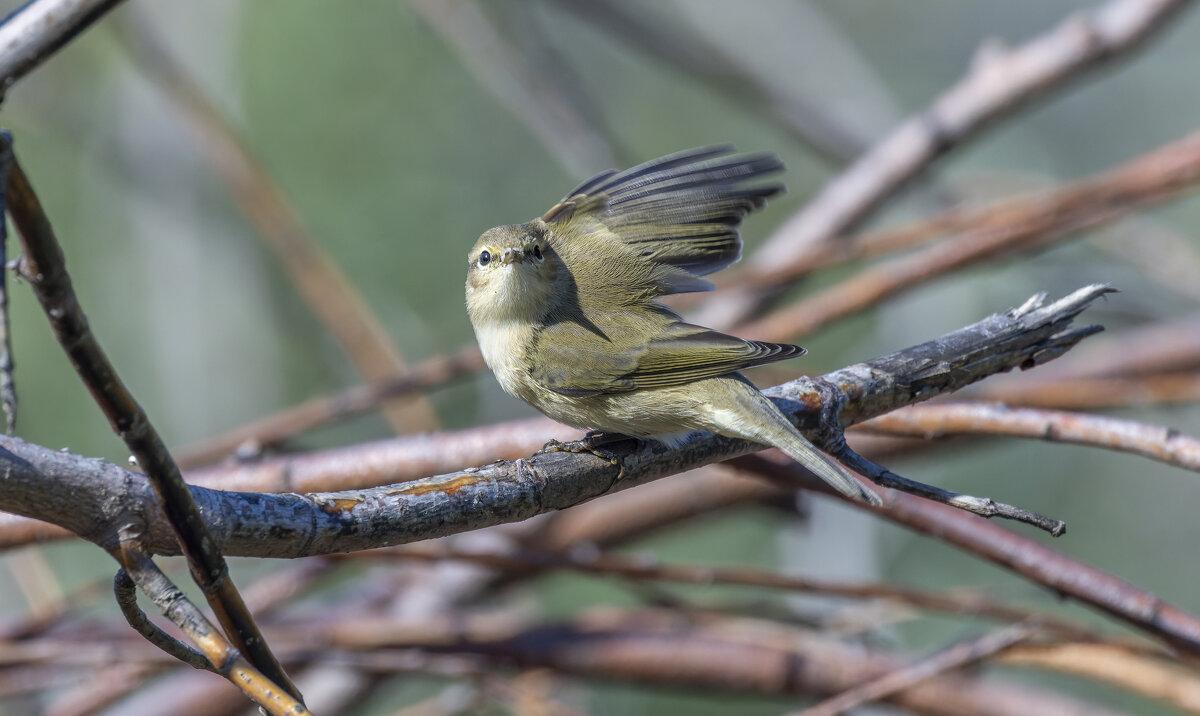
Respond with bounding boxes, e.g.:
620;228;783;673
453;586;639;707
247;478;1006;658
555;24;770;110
501;248;525;265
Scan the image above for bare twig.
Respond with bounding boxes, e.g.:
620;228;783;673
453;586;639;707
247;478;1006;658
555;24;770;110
695;0;1192;329
0;135;301;701
738;130;1200;342
975;372;1200;410
175;346;484;470
0;143;14;434
717;130;1200;306
859;403;1200;472
873;482;1200;654
377;545;1098;638
833;447;1066;536
113;569;213;672
114;12;438;435
755;0;1190;263
1002;642;1200;714
0;0;127;97
115;547;308;715
278;608;1124;716
793;622;1040;716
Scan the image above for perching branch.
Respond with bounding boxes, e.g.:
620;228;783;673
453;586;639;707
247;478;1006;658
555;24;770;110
0;284;1108;558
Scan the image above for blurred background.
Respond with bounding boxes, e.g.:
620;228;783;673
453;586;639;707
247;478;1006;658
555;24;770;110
1;1;1199;713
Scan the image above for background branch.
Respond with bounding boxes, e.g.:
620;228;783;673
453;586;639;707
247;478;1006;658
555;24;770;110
695;0;1192;329
1;135;300;700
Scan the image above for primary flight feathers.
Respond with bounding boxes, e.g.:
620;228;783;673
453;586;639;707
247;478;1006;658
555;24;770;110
542;146;785;286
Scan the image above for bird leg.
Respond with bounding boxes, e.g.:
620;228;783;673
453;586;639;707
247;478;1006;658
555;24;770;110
535;432;626;478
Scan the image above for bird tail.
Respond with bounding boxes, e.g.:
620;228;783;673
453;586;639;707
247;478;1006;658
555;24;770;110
769;420;882;506
715;384;882;506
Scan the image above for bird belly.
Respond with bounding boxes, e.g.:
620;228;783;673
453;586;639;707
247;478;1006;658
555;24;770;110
522;381;718;444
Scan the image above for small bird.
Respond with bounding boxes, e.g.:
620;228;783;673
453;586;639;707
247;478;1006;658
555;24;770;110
465;147;880;505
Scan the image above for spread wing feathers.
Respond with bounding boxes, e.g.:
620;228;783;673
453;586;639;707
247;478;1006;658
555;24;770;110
543;147;783;283
532;321;805;397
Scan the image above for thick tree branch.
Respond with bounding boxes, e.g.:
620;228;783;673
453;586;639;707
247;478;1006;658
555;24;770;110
0;285;1109;558
0;0;126;96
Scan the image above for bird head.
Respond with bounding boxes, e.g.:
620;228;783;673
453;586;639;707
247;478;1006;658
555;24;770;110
465;221;558;324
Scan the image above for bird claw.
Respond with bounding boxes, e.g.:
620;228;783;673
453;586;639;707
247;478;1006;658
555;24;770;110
535;436;624;479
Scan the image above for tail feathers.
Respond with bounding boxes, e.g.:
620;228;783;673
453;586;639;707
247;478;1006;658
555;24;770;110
713;387;882;506
773;428;882;506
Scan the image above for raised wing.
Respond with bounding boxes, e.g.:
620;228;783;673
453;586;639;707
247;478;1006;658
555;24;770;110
543;147;783;298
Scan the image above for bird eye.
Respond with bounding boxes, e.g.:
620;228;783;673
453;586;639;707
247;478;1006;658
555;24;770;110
533;245;543;260
478;250;491;266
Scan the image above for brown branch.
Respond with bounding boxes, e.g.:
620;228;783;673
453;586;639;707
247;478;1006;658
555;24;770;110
734;130;1200;306
715;0;1190;324
792;622;1040;716
374;545;1100;639
277;608;1125;716
175;346;485;470
874;481;1200;654
1023;314;1200;382
1;136;300;701
0;0;127;97
113;12;438;434
1001;642;1200;714
858;403;1200;472
688;0;1191;330
738;130;1200;342
976;372;1200;410
731;451;1200;657
114;547;308;715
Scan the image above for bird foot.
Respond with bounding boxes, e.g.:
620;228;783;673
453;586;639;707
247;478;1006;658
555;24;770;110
535;435;624;478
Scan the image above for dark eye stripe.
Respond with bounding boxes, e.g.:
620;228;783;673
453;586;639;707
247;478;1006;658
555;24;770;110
533;245;543;260
479;250;491;266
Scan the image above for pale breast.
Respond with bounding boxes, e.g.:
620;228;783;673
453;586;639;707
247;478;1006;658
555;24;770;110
474;319;533;399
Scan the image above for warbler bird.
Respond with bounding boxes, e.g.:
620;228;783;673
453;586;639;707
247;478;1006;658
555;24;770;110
465;147;880;505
